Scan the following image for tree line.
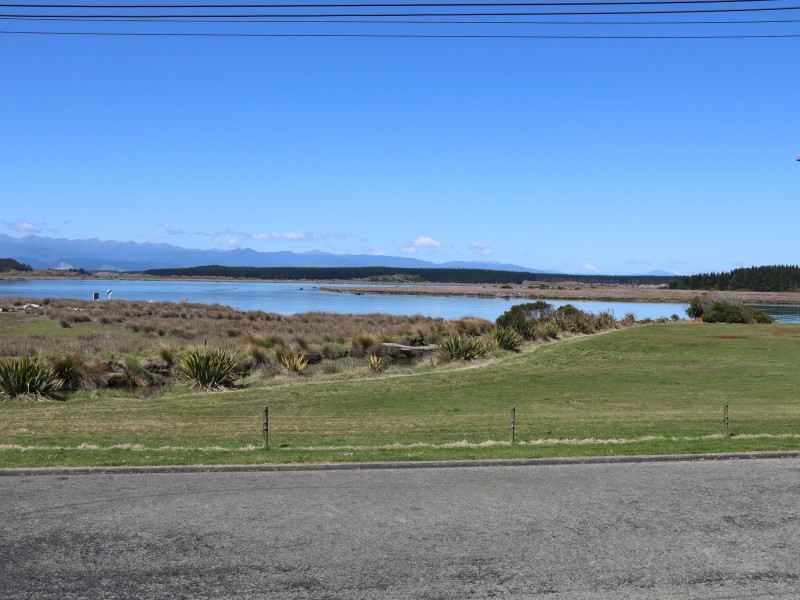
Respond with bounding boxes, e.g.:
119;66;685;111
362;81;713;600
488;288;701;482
142;265;677;285
669;265;800;292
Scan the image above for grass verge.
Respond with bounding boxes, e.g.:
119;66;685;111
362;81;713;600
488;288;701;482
2;322;800;468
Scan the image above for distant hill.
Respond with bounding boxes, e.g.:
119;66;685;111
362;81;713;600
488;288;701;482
0;257;33;272
0;234;549;273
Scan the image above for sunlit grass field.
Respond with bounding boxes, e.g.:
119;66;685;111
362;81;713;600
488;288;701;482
2;322;800;467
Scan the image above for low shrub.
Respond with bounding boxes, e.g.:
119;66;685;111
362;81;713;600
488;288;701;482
702;301;774;324
496;301;556;338
686;294;713;319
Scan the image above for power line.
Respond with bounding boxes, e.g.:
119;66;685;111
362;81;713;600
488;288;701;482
4;6;800;16
0;1;784;7
3;27;800;36
5;15;799;22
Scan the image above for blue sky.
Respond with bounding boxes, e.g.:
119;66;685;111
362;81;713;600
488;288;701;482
1;4;799;275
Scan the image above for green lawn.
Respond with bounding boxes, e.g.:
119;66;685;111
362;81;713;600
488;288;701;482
2;322;800;467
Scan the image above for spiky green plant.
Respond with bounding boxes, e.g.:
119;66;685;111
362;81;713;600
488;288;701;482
545;319;560;339
279;353;309;375
437;334;487;361
367;352;383;373
489;327;521;352
0;356;61;400
176;347;239;391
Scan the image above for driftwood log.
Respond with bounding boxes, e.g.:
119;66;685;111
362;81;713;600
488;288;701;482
381;343;437;358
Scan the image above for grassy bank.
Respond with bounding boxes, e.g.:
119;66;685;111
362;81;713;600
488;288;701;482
2;322;800;467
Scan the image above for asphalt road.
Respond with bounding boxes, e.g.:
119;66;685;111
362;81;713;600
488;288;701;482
2;458;799;599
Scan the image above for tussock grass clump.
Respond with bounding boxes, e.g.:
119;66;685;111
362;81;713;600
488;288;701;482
118;356;154;388
176;348;240;391
156;344;177;367
246;344;270;365
0;355;61;400
50;352;105;391
449;317;494;337
437;334;487;361
349;332;379;357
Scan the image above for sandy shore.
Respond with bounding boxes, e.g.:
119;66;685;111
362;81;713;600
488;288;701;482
320;283;800;305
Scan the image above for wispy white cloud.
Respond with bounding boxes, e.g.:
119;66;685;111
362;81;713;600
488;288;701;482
400;235;442;255
583;263;600;274
161;223;185;236
158;227;351;248
219;236;240;247
469;242;494;256
250;231;325;241
412;236;442;249
3;219;52;234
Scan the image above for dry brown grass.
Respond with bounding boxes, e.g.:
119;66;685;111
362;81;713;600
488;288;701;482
0;297;494;392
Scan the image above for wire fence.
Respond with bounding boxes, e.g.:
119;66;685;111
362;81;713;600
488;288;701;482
256;401;800;451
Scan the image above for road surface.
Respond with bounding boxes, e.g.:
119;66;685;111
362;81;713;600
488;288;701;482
2;457;799;599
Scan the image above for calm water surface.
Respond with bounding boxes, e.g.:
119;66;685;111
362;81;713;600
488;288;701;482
1;279;688;321
1;278;785;322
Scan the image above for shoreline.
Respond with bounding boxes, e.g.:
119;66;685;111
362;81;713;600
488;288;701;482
321;283;800;305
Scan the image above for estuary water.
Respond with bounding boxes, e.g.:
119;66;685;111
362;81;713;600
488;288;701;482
1;279;690;321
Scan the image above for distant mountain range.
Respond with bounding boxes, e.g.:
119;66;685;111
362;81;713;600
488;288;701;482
0;234;551;273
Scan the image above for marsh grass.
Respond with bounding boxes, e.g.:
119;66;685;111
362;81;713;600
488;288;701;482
0;297;495;393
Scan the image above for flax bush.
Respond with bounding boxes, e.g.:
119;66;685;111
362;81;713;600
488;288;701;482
279;353;310;375
437;334;487;361
176;347;240;391
489;327;521;352
0;355;61;400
